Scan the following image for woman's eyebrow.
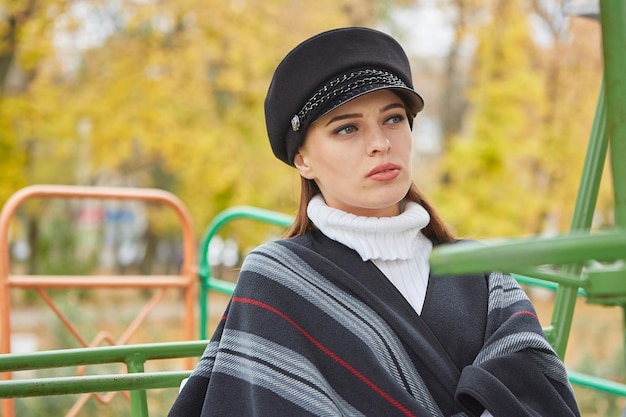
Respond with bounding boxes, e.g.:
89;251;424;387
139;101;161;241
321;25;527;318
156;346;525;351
325;113;362;127
380;102;405;113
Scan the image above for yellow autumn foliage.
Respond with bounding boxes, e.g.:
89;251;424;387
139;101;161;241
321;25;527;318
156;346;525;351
0;0;607;241
433;0;605;239
1;0;404;232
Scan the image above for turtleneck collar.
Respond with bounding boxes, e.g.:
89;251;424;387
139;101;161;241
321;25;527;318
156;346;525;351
307;194;432;261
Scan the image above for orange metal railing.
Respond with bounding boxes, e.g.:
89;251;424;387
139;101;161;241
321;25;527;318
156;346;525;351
0;185;198;417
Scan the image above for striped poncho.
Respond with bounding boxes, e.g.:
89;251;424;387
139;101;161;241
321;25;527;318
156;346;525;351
169;231;580;417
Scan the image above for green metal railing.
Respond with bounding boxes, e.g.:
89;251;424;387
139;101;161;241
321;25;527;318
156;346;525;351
0;341;207;417
431;0;626;400
1;205;624;416
197;206;293;339
0;206;294;417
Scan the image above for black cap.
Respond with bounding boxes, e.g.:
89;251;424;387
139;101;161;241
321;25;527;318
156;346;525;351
264;27;424;166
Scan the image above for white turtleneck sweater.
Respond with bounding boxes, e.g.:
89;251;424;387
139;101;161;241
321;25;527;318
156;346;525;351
307;196;495;417
307;194;433;315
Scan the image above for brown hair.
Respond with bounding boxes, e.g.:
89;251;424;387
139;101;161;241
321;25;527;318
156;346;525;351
285;177;456;245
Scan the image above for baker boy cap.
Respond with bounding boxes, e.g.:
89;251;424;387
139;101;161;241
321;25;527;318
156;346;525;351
264;26;424;166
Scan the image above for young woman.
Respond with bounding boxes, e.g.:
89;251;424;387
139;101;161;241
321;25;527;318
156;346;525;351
169;27;580;417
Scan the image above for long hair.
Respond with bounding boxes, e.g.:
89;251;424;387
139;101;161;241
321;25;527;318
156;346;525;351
285;177;456;245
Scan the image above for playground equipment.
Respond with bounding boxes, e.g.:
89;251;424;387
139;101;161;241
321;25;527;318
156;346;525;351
0;198;292;417
0;185;198;416
197;206;293;339
432;0;625;357
430;0;626;398
0;0;624;415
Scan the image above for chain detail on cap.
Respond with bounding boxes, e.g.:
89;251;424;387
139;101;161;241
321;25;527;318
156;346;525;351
290;68;407;132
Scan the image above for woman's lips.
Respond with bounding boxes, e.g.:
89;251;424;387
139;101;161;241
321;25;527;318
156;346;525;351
367;163;401;181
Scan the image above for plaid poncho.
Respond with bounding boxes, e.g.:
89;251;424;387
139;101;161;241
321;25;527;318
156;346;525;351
169;231;579;417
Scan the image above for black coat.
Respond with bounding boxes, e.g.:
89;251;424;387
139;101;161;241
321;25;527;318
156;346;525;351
169;231;580;417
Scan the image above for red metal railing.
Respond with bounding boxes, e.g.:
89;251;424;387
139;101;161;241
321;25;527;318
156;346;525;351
0;185;198;417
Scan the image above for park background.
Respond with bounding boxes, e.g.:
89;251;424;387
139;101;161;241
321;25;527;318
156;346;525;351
1;0;623;415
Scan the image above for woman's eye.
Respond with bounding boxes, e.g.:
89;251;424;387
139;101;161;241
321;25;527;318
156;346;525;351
385;114;406;125
334;125;357;135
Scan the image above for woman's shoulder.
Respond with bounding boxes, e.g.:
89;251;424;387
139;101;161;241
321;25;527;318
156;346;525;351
248;233;315;253
241;233;316;267
241;232;346;275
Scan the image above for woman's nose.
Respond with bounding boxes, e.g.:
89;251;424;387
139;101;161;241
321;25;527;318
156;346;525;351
366;130;391;155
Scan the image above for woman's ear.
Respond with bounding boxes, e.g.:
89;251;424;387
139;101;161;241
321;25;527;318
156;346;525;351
293;151;315;179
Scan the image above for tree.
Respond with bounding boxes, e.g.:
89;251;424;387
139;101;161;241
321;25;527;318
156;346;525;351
0;0;44;204
433;0;604;238
0;0;410;234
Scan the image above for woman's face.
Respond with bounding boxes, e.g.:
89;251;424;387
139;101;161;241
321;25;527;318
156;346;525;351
294;89;414;217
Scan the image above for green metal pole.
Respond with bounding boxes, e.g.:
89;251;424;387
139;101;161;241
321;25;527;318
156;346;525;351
0;372;192;398
549;81;608;357
0;341;207;372
429;231;625;275
599;0;626;384
197;207;292;339
127;354;149;417
599;0;626;229
567;81;608;232
568;370;626;397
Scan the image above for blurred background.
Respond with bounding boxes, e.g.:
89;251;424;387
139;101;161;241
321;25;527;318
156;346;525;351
0;0;610;240
1;0;621;415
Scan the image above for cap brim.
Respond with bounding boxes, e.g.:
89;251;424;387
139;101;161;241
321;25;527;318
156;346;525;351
317;84;424;121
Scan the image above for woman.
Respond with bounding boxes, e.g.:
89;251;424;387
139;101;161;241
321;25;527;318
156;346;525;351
169;27;580;417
